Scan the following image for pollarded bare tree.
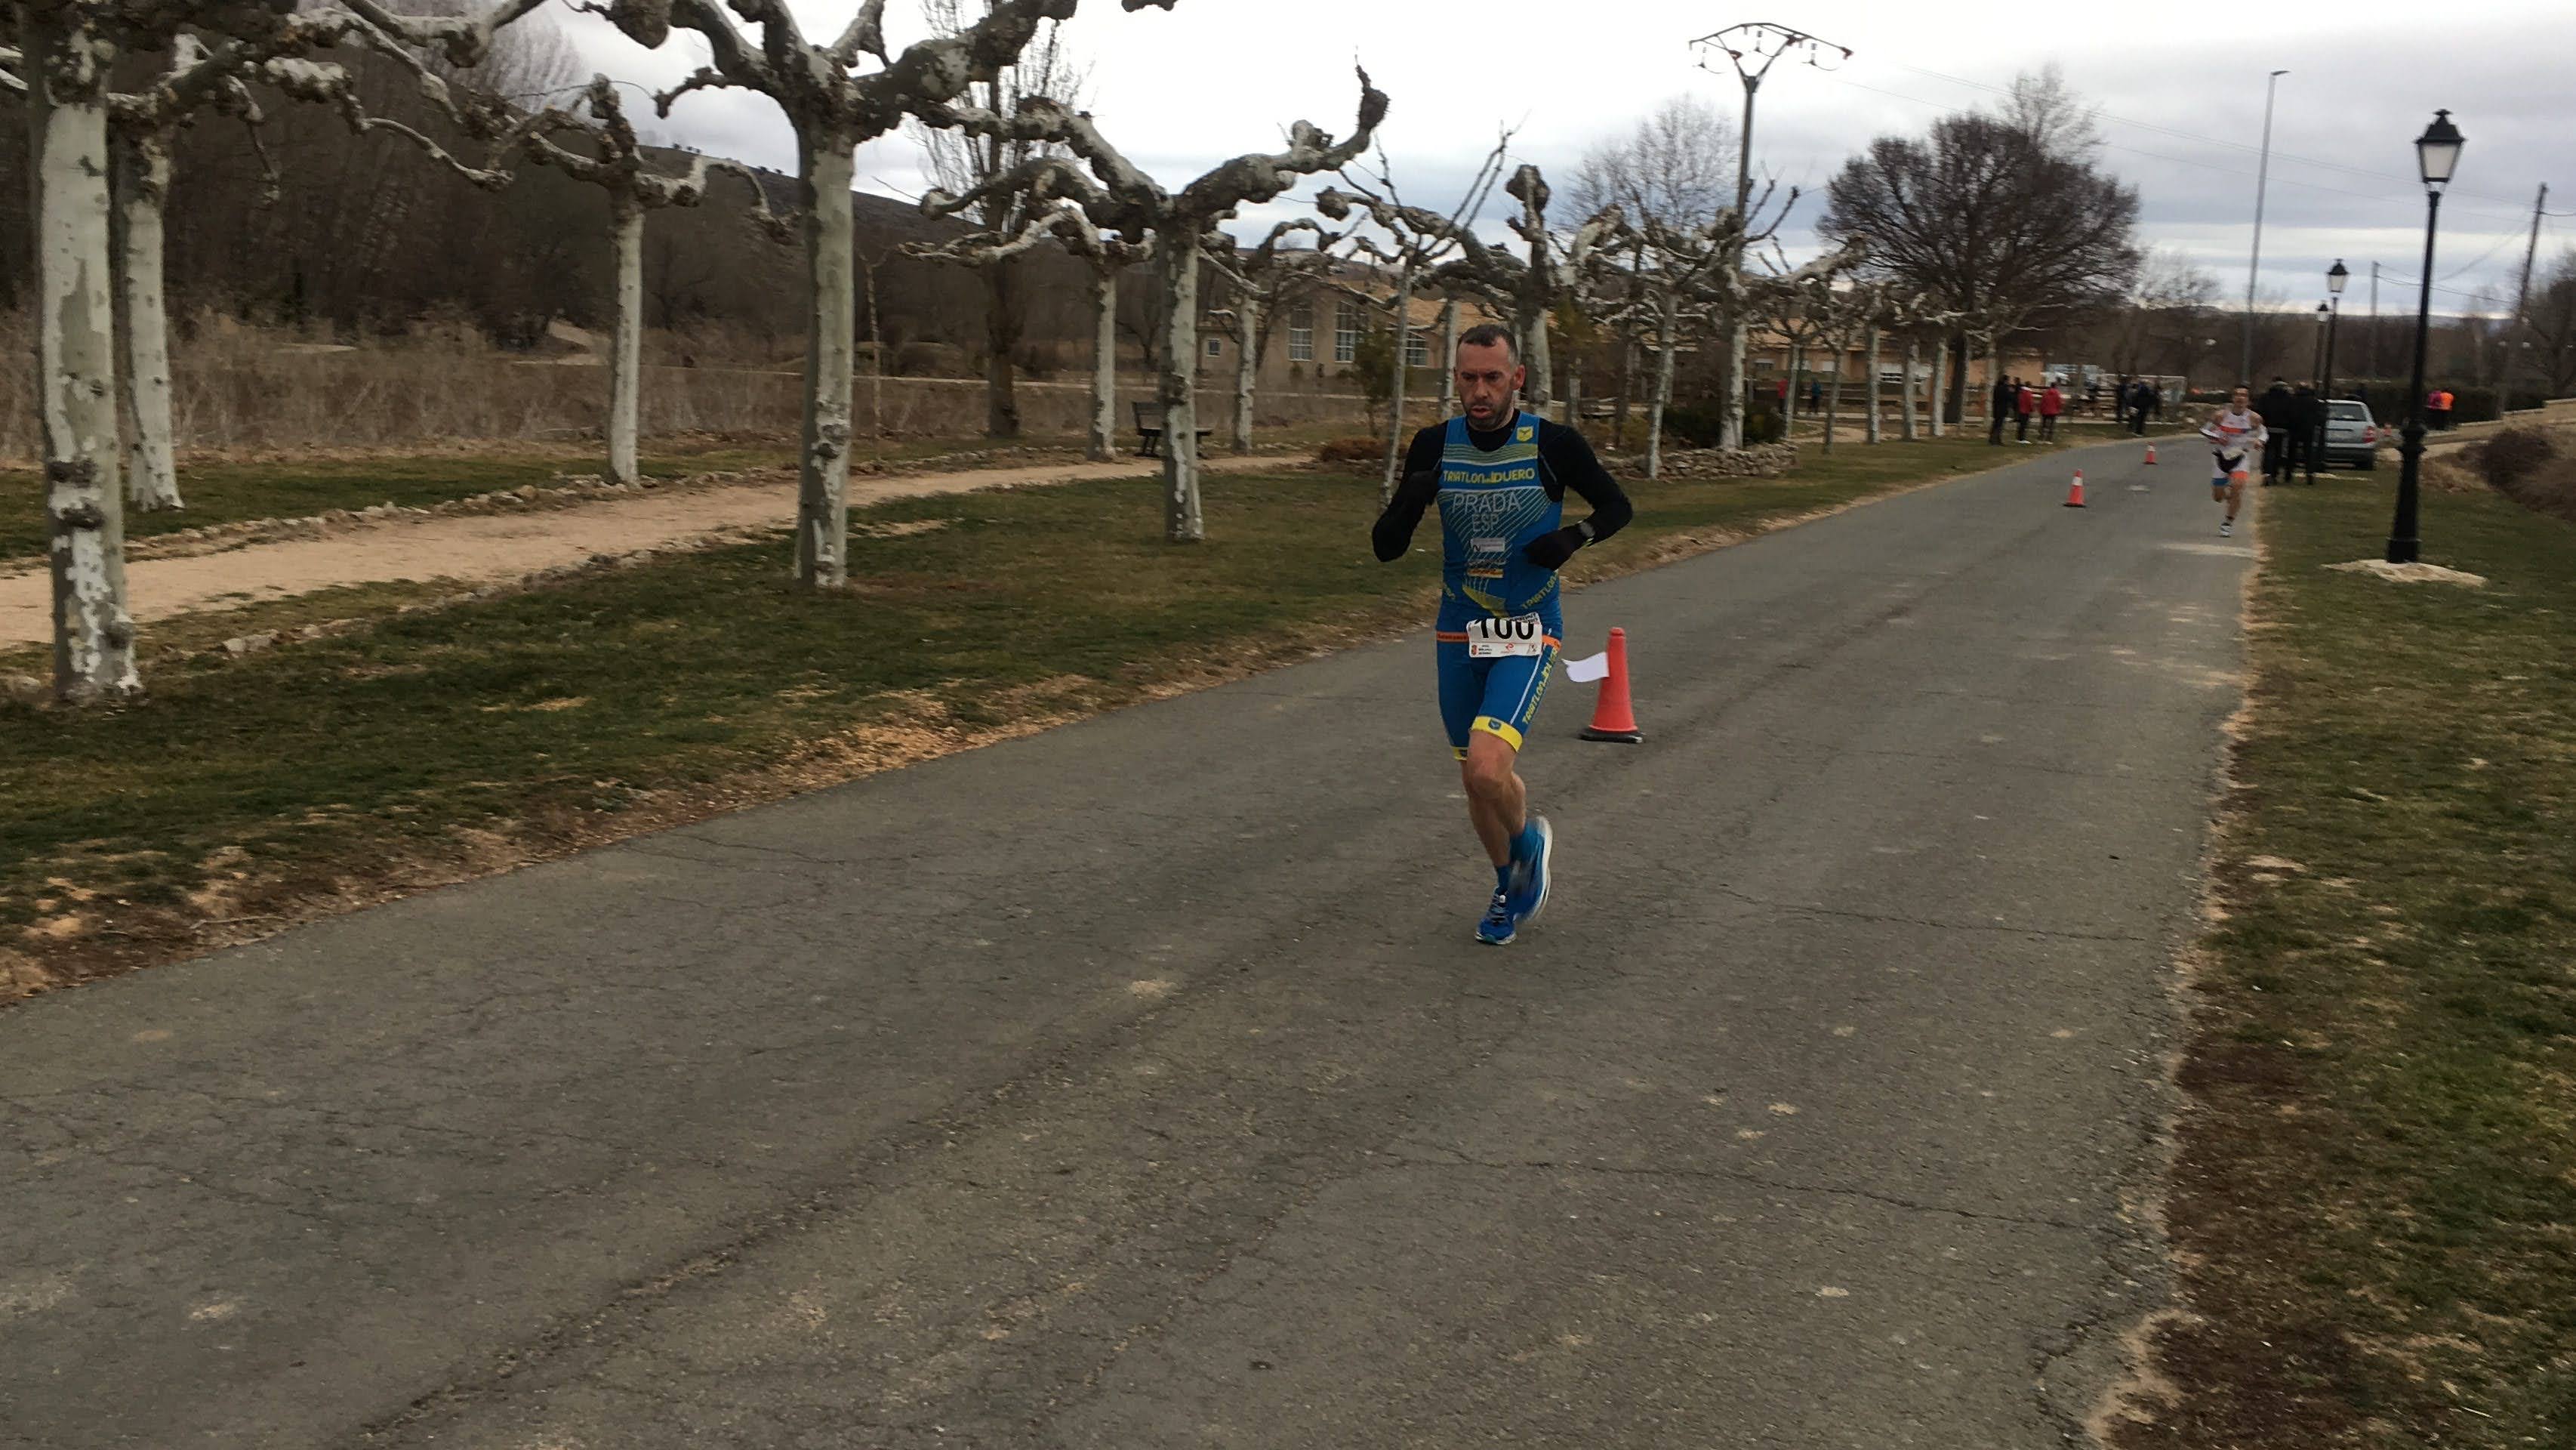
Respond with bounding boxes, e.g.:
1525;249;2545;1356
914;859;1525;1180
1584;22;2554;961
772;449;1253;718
594;0;1174;585
11;0;543;704
505;76;789;485
1312;135;1511;502
924;67;1388;541
904;0;1083;440
908;177;1161;462
1205;218;1342;455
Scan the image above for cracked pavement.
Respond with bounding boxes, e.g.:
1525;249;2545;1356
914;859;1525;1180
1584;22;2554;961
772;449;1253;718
0;437;2245;1448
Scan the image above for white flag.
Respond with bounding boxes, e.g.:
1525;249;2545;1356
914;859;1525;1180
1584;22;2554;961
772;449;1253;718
1564;650;1610;683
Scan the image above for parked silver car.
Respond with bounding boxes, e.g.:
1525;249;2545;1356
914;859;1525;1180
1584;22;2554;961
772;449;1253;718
2319;399;2380;470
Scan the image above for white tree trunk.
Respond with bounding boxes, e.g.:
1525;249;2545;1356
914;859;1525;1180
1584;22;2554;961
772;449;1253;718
607;189;645;486
1231;295;1257;454
1865;325;1883;444
1901;336;1921;442
1930;340;1947;437
32;14;140;703
112;135;180;513
1520;302;1552;412
796;137;856;587
1823;348;1843;455
1087;265;1117;462
1647;295;1678;482
1157;234;1203;542
1564;359;1582;440
1379;265;1414;504
1784;344;1802;427
1720;316;1748;449
1437;298;1456;415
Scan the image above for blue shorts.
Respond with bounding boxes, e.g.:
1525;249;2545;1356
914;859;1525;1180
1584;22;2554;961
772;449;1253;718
1434;628;1561;758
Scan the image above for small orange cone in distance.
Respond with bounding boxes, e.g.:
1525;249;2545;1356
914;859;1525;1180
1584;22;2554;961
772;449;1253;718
1580;627;1643;744
2063;470;2087;508
2143;443;2157;464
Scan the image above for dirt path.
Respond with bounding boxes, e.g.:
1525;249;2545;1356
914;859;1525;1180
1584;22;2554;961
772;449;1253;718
2;454;1279;646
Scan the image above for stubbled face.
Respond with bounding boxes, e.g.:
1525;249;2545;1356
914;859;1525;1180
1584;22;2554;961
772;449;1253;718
1456;340;1525;430
2232;387;2250;410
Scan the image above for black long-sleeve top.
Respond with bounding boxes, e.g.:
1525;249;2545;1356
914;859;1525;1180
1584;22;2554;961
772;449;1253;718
1370;417;1635;564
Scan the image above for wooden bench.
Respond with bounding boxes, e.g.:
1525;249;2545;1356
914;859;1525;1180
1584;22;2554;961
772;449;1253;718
1132;402;1214;458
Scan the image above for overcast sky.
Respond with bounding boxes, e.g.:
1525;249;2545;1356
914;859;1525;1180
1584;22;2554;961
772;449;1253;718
550;0;2574;322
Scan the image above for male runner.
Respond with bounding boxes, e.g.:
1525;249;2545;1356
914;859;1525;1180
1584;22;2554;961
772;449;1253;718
2200;384;2266;538
1373;324;1633;945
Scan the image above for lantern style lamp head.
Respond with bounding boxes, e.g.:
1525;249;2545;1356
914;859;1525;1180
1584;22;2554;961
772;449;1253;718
2416;110;2464;193
2316;303;2329;319
2328;259;2350;295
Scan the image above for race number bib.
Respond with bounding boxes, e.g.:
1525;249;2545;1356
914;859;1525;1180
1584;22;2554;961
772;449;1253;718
1467;613;1548;659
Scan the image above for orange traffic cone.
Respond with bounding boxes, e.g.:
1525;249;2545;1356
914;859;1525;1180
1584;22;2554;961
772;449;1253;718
2143;443;2157;465
2063;470;2087;508
1579;627;1643;744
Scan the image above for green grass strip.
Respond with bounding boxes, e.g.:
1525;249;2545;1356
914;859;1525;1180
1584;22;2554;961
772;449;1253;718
2135;481;2576;1448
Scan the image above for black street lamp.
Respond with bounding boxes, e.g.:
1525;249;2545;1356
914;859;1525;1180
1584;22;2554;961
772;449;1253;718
2390;110;2462;563
2311;261;2346;484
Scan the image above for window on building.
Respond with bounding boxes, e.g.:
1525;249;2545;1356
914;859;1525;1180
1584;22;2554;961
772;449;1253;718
1287;304;1314;362
1334;301;1360;364
1405;330;1429;368
1205;336;1224;359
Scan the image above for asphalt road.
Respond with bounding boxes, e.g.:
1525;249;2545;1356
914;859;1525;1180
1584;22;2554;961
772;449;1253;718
1;434;2250;1449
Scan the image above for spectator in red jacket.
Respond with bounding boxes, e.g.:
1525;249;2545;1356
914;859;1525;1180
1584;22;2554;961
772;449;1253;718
2014;382;2037;443
2039;381;2064;440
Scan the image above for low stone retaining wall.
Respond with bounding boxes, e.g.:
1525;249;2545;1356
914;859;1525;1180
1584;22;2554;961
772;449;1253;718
1603;443;1800;480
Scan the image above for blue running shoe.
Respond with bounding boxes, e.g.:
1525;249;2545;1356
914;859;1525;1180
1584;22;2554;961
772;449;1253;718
1507;814;1555;925
1474;889;1516;946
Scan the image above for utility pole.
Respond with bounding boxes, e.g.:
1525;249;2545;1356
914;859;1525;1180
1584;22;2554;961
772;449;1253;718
1691;21;1850;449
2369;261;2381;383
2242;68;2289;384
2507;182;2547;409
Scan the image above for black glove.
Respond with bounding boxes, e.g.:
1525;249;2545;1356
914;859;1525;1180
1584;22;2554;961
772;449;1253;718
1521;526;1583;571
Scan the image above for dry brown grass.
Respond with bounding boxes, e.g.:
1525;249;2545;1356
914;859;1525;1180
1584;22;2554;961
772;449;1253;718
0;310;1380;462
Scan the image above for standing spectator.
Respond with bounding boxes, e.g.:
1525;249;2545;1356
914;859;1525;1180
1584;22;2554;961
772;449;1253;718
1807;378;1823;414
2258;378;2296;483
2014;380;2037;443
2141;382;2163;433
2086;379;2102;415
2429;387;2454;430
1989;375;2014;445
2039;381;2064;440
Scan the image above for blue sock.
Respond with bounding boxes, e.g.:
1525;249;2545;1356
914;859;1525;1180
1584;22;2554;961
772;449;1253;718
1511;822;1539;863
1495;863;1513;894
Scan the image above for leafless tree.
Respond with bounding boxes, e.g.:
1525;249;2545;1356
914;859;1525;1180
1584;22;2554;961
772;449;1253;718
927;66;1387;539
593;0;1170;586
506;76;787;483
1314;134;1513;500
11;0;541;703
1206;218;1342;453
904;0;1084;440
1820;103;2141;429
2522;249;2576;395
1567;95;1742;443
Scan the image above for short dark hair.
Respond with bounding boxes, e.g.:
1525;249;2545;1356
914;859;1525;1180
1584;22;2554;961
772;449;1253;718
1456;323;1518;365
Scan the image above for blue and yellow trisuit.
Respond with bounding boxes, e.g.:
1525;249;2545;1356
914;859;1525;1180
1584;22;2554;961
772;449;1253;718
1431;412;1567;756
1374;409;1634;757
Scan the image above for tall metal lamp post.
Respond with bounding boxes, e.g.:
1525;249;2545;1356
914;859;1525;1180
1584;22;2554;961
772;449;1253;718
1690;23;1850;448
2310;261;2346;484
2389;110;2463;564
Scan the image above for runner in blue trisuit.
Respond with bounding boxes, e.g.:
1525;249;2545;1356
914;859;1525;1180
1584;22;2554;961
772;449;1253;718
1372;324;1633;944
